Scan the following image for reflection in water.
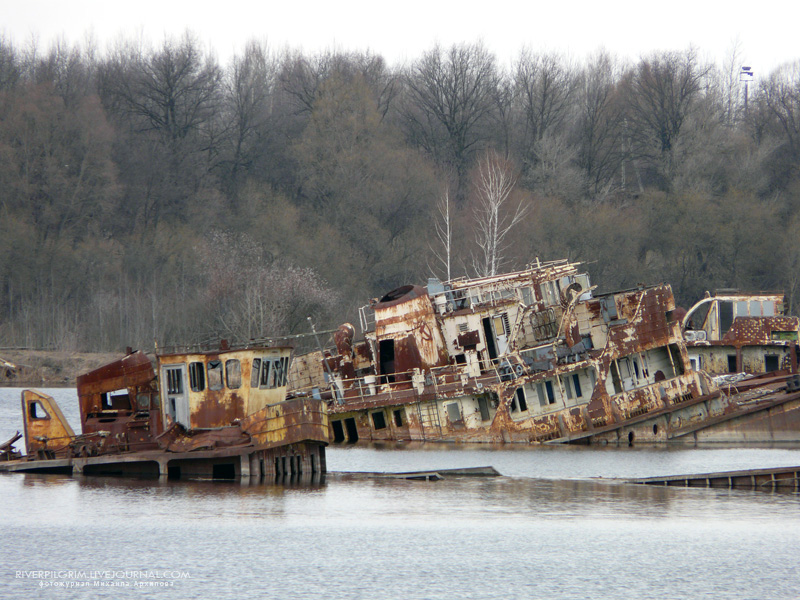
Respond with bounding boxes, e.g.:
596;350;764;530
3;388;800;599
5;466;799;600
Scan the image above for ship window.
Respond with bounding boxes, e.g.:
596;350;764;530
719;301;734;334
537;383;548;407
29;401;48;420
727;355;738;373
251;359;261;387
189;362;205;392
226;359;241;389
572;374;583;398
545;380;555;404
332;420;345;443
394;409;404;427
371;411;387;430
260;359;272;388
749;301;762;316
562;376;573;400
763;302;775;317
207;361;223;391
515;388;528;412
270;357;286;387
765;355;780;372
736;301;749;317
521;287;534;306
166;367;183;395
446;402;462;422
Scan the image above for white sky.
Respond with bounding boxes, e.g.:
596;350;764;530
2;0;798;76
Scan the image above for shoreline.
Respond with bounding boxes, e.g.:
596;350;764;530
0;349;134;387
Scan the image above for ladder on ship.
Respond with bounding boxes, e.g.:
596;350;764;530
416;400;442;441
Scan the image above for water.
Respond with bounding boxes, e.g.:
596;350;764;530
2;388;800;599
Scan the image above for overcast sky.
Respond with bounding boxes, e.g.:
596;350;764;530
2;0;798;76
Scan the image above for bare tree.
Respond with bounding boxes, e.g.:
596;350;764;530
575;51;624;198
430;187;454;281
623;48;711;187
99;32;222;145
471;151;528;276
280;49;398;119
513;50;578;157
720;38;745;125
220;40;279;194
761;61;800;157
403;42;500;200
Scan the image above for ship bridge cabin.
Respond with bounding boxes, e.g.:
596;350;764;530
157;346;291;430
682;292;800;375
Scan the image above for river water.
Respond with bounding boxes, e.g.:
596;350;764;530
1;388;799;599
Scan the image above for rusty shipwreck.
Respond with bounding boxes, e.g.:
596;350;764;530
287;259;800;445
0;345;328;479
682;291;799;376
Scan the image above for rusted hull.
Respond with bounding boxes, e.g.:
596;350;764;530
2;394;328;479
325;373;800;446
629;465;800;489
0;442;326;481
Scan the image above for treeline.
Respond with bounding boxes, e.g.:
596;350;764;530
0;33;799;352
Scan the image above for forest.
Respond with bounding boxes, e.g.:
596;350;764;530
0;33;799;352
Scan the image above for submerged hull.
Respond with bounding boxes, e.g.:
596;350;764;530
324;371;800;446
0;393;328;480
2;346;330;480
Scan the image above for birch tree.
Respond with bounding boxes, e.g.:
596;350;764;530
471;151;528;277
430;188;454;281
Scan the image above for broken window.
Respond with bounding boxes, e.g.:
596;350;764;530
515;387;528;412
279;356;289;386
668;344;685;375
270;359;281;387
189;362;205;392
610;362;623;394
394;409;404;427
728;355;738;373
260;359;272;388
29;401;48;420
207;360;223;391
371;411;387;430
719;301;734;334
251;359;261;388
687;301;711;330
226;359;241;389
572;374;583;398
545;380;555;404
332;420;345;443
166;368;183;395
765;355;780;372
344;418;359;442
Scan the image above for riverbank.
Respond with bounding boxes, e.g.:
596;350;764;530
0;350;129;386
